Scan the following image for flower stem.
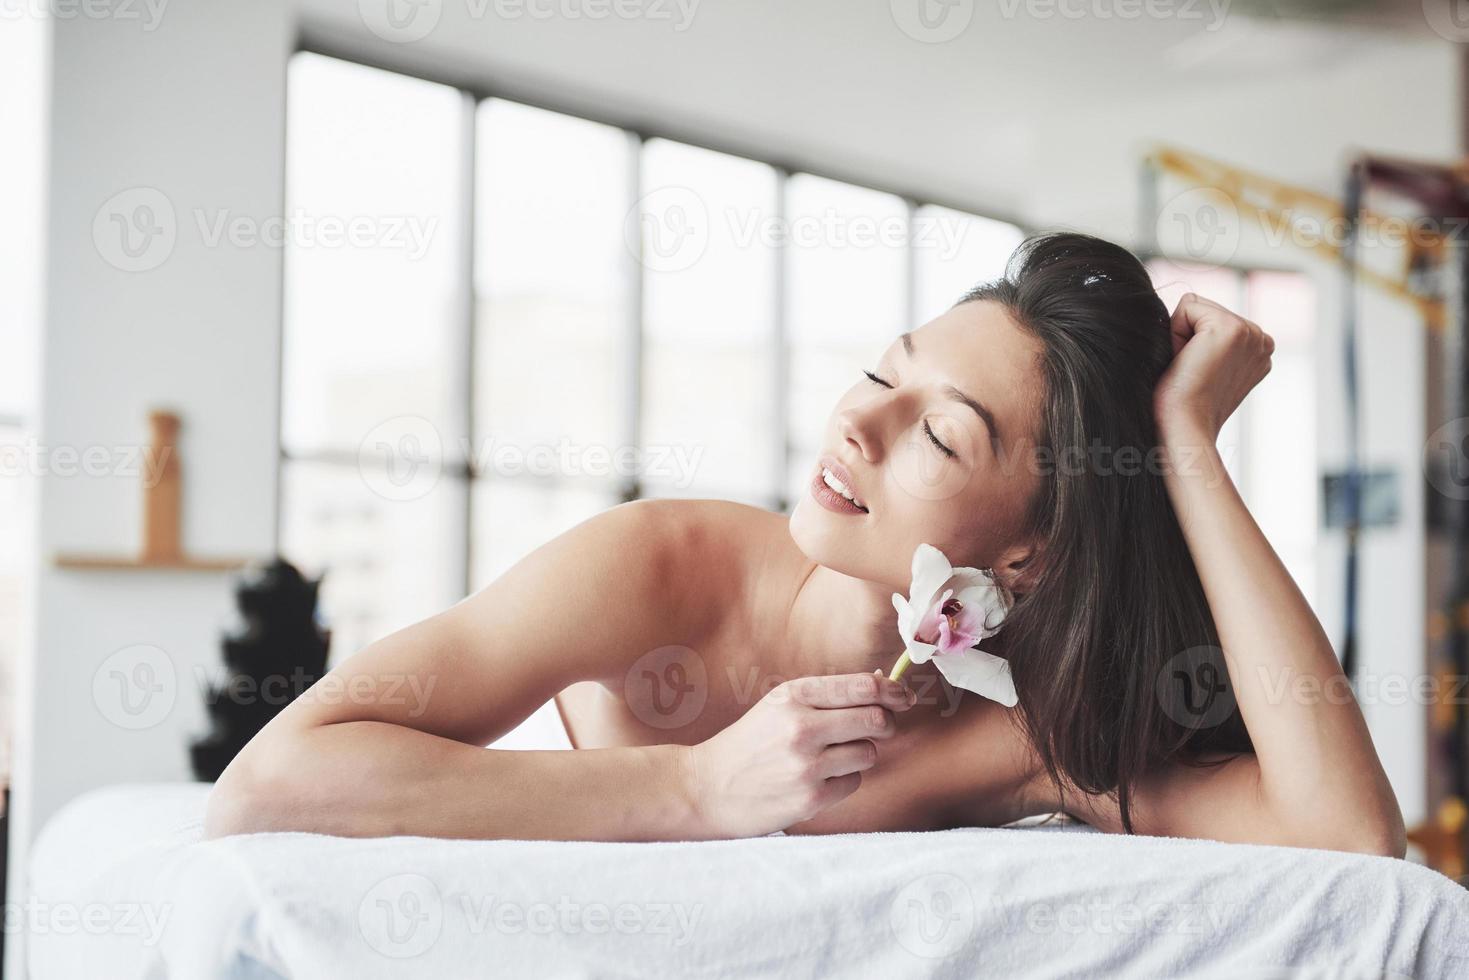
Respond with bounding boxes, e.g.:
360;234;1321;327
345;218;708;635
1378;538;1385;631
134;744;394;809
887;650;912;683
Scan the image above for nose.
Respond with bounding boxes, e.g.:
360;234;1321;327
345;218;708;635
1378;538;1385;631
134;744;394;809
836;398;890;464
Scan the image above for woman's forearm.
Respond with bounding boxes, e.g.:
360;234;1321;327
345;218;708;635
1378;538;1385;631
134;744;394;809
1159;426;1404;854
205;719;708;843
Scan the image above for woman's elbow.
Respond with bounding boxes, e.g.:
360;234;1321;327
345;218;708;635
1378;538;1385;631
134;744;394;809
203;740;301;839
1297;807;1406;859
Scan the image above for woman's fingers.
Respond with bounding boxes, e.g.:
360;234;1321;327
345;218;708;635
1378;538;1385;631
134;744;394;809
784;672;914;712
798;703;898;750
816;739;880;779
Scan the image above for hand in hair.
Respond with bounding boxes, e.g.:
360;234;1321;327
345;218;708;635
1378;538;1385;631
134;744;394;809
1152;292;1275;444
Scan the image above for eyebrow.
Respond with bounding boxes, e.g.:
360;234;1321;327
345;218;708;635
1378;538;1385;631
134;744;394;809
900;331;1001;445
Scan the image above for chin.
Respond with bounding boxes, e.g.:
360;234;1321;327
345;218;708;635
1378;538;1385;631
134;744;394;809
787;496;887;585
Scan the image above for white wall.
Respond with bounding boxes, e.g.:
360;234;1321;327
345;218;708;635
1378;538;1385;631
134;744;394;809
14;4;1460;950
10;1;292;973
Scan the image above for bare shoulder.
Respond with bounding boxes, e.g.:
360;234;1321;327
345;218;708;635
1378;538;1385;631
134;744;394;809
451;497;777;685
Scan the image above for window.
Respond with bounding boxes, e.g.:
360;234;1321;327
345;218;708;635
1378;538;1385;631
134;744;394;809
1148;259;1319;607
279;54;469;659
279;53;1025;660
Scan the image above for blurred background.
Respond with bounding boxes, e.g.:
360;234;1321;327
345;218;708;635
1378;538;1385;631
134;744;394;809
4;0;1469;969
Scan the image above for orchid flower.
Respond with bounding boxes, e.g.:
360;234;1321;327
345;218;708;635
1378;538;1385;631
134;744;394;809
887;543;1017;707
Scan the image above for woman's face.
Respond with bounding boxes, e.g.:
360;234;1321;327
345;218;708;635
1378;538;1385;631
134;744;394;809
788;299;1046;592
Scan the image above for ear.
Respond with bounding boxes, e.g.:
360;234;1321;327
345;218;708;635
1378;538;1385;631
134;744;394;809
991;536;1042;595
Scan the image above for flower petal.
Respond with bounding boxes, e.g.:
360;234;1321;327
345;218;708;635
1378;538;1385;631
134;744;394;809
907;543;952;616
891;593;917;647
950;582;1012;638
932;647;1017;706
905;639;939;665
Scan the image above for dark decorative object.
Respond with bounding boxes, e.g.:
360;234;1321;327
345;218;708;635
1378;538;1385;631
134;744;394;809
190;558;330;781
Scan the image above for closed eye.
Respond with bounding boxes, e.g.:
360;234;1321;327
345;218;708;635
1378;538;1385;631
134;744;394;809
862;368;958;460
924;421;956;458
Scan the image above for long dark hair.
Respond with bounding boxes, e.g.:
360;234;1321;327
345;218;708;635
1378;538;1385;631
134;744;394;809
962;232;1252;833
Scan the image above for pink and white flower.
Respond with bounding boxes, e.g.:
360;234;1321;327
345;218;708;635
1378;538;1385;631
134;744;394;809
889;543;1017;706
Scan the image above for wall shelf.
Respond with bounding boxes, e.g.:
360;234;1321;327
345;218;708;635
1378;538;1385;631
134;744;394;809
52;554;254;572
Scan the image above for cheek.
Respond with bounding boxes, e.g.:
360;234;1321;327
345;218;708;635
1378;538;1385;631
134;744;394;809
888;426;982;505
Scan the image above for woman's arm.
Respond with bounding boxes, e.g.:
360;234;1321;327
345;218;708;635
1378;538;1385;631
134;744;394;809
1098;292;1404;856
205;499;712;842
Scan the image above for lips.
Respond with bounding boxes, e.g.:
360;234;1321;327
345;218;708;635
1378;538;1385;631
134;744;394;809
817;455;869;512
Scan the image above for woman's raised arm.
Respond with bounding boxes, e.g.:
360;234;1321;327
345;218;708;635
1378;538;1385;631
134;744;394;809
1078;293;1404;856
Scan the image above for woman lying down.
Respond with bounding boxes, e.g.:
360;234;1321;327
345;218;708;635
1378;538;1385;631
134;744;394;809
206;232;1405;855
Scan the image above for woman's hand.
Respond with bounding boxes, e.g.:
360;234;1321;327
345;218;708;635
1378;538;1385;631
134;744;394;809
683;672;916;839
1153;292;1275;445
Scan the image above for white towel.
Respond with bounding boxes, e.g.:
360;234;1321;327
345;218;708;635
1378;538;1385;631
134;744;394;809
30;783;1469;980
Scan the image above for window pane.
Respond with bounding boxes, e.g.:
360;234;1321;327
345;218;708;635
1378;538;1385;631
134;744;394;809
280;460;466;664
1244;269;1317;607
0;424;28;779
475;101;631;476
470;481;619;591
281;53;466;458
911;205;1024;324
785;174;907;511
640;139;778;504
1148;258;1247;483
